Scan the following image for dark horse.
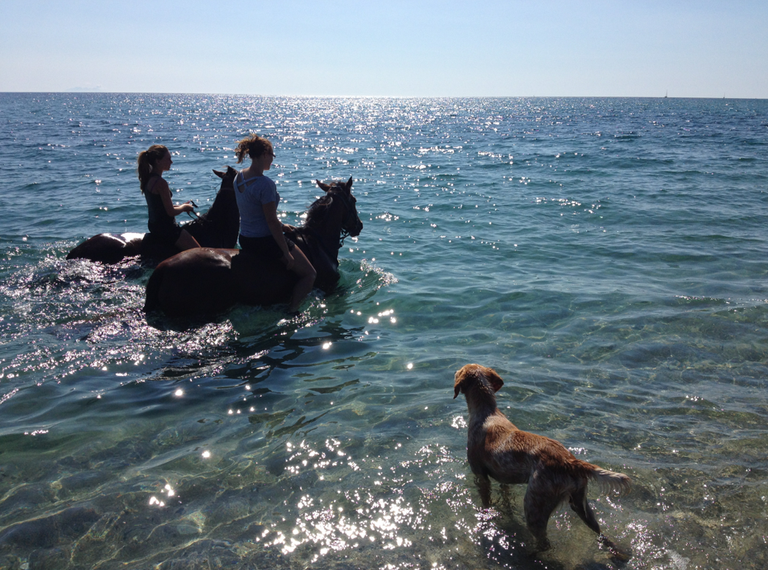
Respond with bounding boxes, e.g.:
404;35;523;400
144;177;363;318
66;167;240;264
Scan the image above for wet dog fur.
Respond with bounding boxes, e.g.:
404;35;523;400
454;363;631;549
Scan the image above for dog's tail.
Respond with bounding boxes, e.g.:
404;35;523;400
588;465;631;495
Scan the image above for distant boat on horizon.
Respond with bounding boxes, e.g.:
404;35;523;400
664;91;668;99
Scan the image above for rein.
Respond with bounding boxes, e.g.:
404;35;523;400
339;228;350;248
185;201;201;220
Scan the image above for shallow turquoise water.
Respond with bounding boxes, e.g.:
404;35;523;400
1;94;768;569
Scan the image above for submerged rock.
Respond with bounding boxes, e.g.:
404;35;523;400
28;547;70;570
0;506;100;552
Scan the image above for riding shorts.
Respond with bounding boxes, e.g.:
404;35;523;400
148;220;183;246
239;234;295;262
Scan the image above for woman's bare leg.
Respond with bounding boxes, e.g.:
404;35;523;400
287;246;316;312
175;229;201;251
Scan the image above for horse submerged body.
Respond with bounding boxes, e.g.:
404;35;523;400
144;177;363;318
66;167;239;264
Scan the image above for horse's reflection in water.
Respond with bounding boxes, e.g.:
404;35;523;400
144;177;363;319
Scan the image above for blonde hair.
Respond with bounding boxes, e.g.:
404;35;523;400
137;145;169;193
234;134;273;164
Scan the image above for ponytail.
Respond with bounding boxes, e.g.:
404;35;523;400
234;134;273;164
137;145;169;192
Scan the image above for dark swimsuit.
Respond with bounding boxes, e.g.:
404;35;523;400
145;175;182;245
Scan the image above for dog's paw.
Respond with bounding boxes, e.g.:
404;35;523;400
598;534;632;563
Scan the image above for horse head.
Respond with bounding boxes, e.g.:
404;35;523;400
213;165;238;185
314;176;364;241
185;166;240;248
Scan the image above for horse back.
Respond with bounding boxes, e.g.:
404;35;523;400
67;233;144;263
144;248;239;317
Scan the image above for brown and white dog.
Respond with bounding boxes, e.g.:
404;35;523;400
454;363;631;549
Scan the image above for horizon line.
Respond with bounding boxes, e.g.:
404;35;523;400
0;91;764;101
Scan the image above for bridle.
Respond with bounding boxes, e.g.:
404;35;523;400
327;187;358;248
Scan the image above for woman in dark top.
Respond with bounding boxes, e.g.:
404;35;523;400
138;145;200;251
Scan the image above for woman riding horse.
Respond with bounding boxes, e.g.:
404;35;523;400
66;166;239;264
138;145;200;252
233;134;316;313
143;176;363;318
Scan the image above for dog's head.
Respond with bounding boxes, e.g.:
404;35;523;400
453;363;504;399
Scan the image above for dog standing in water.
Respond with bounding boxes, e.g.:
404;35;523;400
453;363;631;551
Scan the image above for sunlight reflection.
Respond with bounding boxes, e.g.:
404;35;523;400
148;496;165;507
255;439;484;565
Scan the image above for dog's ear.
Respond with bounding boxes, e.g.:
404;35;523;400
453;365;472;399
454;364;487;399
484;367;504;393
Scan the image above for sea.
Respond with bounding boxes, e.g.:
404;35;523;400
1;93;767;570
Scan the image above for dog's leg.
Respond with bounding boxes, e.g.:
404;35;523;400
568;484;601;534
571;483;633;561
523;484;561;550
475;474;492;507
598;534;633;562
499;483;514;512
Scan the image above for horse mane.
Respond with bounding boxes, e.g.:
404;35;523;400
303;192;336;231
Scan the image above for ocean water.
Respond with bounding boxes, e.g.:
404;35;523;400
1;93;767;569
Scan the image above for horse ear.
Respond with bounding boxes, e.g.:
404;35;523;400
316;180;332;193
345;176;353;191
213;169;224;179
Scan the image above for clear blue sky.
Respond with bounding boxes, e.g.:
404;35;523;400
2;0;766;98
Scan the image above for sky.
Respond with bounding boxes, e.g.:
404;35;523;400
1;0;766;98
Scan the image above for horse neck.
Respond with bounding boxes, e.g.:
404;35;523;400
188;185;239;248
205;186;237;224
301;204;345;259
301;221;342;257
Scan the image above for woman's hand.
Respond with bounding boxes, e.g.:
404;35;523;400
283;251;295;270
181;201;196;213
